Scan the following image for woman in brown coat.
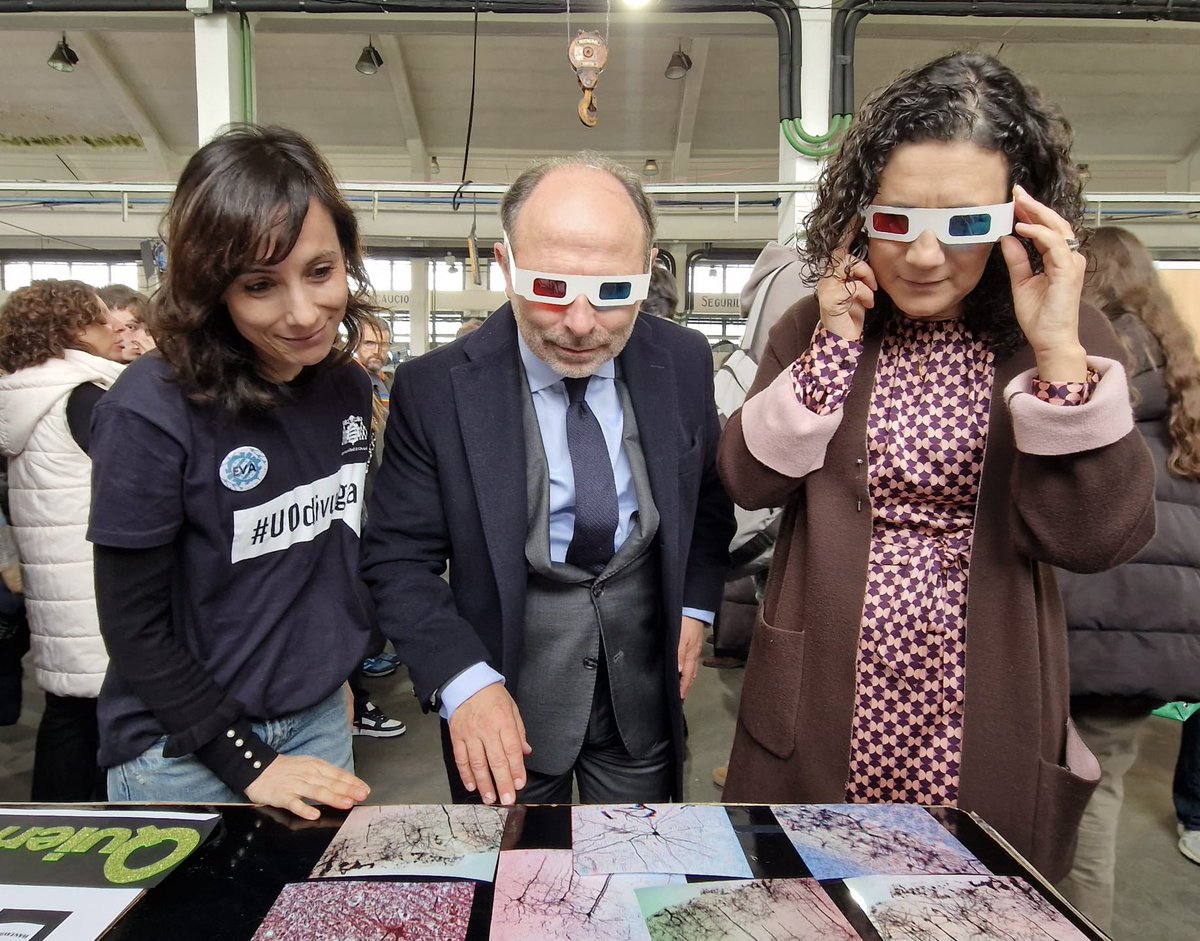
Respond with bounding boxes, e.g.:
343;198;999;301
718;52;1155;882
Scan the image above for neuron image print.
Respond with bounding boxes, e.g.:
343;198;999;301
771;804;989;881
572;804;753;878
489;848;684;941
309;804;509;882
251;881;475;941
845;874;1091;941
635;878;861;941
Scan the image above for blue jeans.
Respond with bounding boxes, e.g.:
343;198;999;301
108;687;353;803
1174;709;1200;830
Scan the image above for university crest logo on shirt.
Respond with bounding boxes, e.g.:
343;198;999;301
342;415;368;448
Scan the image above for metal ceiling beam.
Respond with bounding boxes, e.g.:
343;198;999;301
74;33;174;176
380;34;428;181
670;37;708;184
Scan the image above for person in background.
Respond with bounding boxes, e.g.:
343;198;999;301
97;284;155;361
717;52;1155;882
88;125;375;819
346;312;406;737
1;495;29;728
353;311;392;409
639;263;679;320
1056;226;1200;928
363;151;733;806
708;241;810;790
1176;713;1200;864
0;279;124;800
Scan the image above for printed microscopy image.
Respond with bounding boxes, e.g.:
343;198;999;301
490;848;683;941
310;804;508;882
772;804;989;880
846;874;1090;941
252;880;475;941
637;877;860;941
572;804;752;878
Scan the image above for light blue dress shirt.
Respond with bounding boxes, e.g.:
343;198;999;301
437;335;713;720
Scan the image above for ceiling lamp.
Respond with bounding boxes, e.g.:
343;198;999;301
48;34;79;73
664;46;692;80
430;156;441;176
355;38;383;76
445;252;458;273
642;159;659;177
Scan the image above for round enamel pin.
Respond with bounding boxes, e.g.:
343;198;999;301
219;446;268;492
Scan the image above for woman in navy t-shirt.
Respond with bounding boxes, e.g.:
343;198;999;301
89;126;378;819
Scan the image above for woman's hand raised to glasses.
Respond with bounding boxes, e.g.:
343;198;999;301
815;238;877;342
999;183;1088;382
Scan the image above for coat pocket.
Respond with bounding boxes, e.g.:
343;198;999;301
738;609;805;760
1030;719;1101;882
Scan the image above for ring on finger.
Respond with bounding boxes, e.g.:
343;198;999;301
1065;236;1080;252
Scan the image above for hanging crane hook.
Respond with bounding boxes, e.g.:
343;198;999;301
567;30;608;128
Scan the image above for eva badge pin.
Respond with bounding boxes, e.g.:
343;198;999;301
220;446;269;492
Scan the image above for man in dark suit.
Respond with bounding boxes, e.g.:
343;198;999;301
362;152;733;805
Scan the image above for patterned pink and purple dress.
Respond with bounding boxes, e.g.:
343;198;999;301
791;316;1092;805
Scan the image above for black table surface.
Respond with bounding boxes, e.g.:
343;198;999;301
2;802;1108;941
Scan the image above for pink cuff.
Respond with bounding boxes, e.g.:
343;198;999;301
741;364;845;478
1004;357;1134;456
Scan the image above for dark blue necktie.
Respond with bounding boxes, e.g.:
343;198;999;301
563;376;618;574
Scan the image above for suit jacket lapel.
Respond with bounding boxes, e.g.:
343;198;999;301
620;319;679;553
451;306;529;633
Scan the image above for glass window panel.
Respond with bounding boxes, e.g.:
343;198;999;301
69;262;111;287
109;263;140;289
385;312;410;344
364;257;393;292
31;262;71;281
488;261;507;292
3;262;32;291
431;261;464;292
391;260;412;291
723;265;754;294
692;265;723;293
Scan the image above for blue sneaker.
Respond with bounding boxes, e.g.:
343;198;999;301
360;653;400;677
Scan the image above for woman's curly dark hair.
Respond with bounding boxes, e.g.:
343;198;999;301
0;279;108;372
802;51;1085;356
152;124;377;414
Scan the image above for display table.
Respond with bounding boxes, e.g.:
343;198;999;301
1;802;1107;941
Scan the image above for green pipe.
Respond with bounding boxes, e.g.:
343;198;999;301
784;113;850;146
239;12;254;122
781;118;843;158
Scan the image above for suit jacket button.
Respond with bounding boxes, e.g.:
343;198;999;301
582;656;598;670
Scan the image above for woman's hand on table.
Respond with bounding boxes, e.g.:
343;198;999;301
244;754;370;821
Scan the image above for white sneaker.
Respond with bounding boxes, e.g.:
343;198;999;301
1179;825;1200;866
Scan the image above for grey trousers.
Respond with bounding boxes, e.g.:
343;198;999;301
1057;696;1157;933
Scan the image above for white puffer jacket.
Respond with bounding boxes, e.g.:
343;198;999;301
0;350;125;697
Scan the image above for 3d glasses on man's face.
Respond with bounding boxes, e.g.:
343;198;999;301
864;202;1015;245
505;239;651;308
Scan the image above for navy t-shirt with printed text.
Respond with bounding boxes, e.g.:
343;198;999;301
88;352;374;768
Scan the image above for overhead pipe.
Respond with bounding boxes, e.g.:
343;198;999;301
0;0;838;156
832;0;1200;116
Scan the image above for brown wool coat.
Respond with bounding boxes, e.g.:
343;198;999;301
718;296;1156;882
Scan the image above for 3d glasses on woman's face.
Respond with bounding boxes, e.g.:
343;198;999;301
504;238;651;308
864;202;1015;245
